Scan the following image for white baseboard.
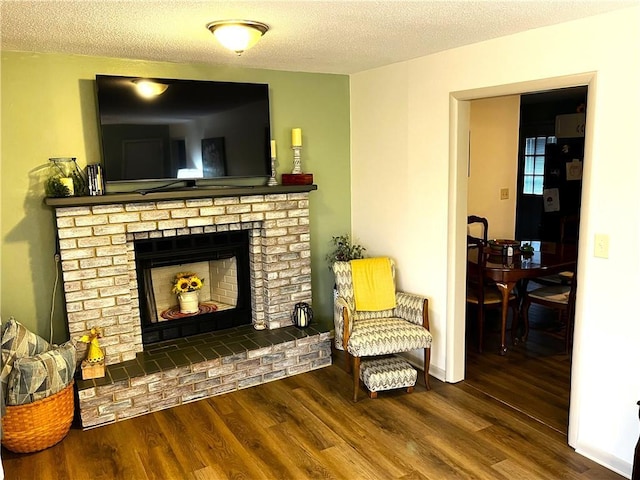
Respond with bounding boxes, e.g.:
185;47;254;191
399;351;446;382
574;443;632;479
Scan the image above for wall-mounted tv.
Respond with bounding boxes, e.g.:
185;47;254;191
95;75;271;186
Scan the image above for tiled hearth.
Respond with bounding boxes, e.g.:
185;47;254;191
46;185;330;429
76;322;332;428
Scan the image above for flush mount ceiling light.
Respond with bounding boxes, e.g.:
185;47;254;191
207;20;269;55
132;79;168;98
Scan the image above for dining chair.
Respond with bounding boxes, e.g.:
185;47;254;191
467;215;489;246
534;214;579;287
521;267;577;355
559;214;580;245
466;238;518;353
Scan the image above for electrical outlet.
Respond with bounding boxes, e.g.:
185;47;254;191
594;233;609;259
500;188;509;200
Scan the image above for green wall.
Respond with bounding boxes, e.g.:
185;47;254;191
1;51;350;342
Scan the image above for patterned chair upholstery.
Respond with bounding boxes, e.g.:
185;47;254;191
333;259;432;401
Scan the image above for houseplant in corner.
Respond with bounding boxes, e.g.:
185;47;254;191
326;234;366;350
326;234;366;297
325;234;366;269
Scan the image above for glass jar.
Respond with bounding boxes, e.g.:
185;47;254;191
45;157;87;197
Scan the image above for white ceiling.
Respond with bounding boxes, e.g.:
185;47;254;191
1;0;637;75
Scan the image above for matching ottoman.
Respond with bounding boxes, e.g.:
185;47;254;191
360;356;417;399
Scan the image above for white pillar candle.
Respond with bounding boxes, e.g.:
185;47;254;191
291;128;302;147
270;140;277;158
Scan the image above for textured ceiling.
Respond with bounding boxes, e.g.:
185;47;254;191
1;0;637;74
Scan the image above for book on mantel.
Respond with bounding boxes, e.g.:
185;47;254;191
86;164;105;196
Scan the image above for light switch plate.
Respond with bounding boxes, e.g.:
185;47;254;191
500;188;509;200
594;233;609;258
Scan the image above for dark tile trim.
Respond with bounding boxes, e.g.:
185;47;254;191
76;321;331;391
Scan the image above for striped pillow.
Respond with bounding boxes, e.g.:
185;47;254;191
1;317;51;402
6;341;77;406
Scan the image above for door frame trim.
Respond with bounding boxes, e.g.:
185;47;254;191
447;72;596;450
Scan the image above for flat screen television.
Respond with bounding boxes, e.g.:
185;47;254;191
95;75;271;186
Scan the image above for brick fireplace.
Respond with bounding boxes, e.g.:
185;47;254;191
47;185;331;428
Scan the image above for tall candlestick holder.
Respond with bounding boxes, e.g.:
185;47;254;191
291;146;302;174
267;155;278;186
282;144;313;185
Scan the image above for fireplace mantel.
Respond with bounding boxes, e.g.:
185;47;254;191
45;184;317;207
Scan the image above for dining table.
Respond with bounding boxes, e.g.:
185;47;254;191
467;241;577;355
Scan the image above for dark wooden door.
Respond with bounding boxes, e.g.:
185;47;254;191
515;89;586;241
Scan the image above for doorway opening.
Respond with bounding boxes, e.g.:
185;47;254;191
464;86;587;436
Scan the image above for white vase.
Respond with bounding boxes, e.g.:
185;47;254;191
178;291;199;314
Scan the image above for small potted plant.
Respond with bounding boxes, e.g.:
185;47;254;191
326;234;366;349
325;234;366;269
172;272;204;314
520;242;535;258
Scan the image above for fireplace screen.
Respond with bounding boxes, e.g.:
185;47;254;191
135;231;251;344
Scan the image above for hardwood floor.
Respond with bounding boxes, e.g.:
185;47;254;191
465;303;573;434
2;344;621;479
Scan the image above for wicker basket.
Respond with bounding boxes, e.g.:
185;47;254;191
1;380;75;453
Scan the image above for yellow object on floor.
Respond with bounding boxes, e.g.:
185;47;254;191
351;257;396;311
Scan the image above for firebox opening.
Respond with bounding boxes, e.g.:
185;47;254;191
149;257;238;321
135;230;252;345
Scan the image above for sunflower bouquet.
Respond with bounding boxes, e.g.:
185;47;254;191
171;272;204;294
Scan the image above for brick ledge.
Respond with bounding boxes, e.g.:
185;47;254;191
75;322;332;429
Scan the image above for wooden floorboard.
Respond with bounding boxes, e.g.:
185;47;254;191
465;303;573;434
2;343;622;480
